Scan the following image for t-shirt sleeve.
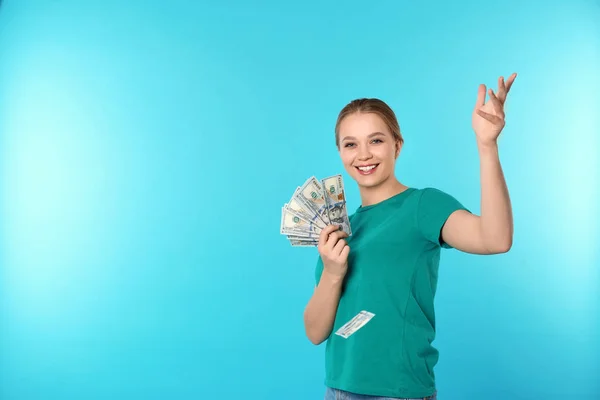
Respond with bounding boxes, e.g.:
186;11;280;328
417;187;470;249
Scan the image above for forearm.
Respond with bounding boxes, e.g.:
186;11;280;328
303;271;343;345
478;142;513;252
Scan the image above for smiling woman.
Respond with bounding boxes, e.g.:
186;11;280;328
303;75;517;400
337;110;403;201
0;0;597;399
335;99;404;188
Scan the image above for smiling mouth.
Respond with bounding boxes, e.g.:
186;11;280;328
355;164;379;175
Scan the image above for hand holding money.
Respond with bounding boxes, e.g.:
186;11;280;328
280;174;352;247
318;224;350;278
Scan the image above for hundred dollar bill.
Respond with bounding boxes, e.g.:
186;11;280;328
282;228;318;238
321;174;352;235
280;207;322;237
289;238;318;247
286;188;326;229
334;311;375;339
281;206;320;237
294;177;330;226
287;233;319;241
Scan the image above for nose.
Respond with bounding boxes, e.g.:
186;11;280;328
357;146;373;161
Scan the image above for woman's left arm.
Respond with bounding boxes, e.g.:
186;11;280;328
442;73;517;255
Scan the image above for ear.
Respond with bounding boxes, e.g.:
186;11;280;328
394;140;403;159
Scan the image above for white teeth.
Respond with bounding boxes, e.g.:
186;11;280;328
358;165;377;171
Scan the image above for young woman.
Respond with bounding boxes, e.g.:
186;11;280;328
304;74;516;400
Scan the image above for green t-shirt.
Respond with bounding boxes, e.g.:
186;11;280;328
314;187;469;398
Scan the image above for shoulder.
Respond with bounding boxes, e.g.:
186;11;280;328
412;187;460;206
412;186;452;197
412;187;468;221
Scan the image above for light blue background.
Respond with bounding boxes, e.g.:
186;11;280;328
1;1;599;399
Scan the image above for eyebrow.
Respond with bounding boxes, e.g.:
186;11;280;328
341;132;386;142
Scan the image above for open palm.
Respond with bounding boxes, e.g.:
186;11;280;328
472;73;517;146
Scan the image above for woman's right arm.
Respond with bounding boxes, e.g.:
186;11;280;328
303;225;350;345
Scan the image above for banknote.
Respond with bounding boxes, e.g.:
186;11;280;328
321;174;352;235
288;238;319;247
280;207;321;237
334;311;375;339
286;189;327;229
280;174;352;247
294;177;330;226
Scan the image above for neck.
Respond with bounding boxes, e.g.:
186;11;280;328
359;176;408;207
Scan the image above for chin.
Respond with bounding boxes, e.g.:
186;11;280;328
348;169;390;189
356;177;386;189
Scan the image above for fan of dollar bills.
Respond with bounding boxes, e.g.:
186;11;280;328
280;174;352;247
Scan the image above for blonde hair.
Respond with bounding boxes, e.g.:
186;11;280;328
334;98;404;148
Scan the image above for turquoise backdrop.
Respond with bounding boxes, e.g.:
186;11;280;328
1;1;598;399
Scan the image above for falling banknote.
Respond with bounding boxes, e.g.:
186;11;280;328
280;174;352;247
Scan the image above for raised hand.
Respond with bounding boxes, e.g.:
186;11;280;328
472;73;517;147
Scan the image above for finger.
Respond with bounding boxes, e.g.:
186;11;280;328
322;228;346;249
497;76;507;103
487;89;505;117
318;224;341;248
333;238;347;256
326;230;348;251
476;109;503;125
475;84;486;108
505;72;517;93
340;245;350;260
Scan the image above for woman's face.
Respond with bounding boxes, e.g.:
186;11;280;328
338;112;400;189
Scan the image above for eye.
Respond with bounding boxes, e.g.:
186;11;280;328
344;142;356;148
371;138;383;144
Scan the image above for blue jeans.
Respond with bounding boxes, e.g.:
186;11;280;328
324;387;437;400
